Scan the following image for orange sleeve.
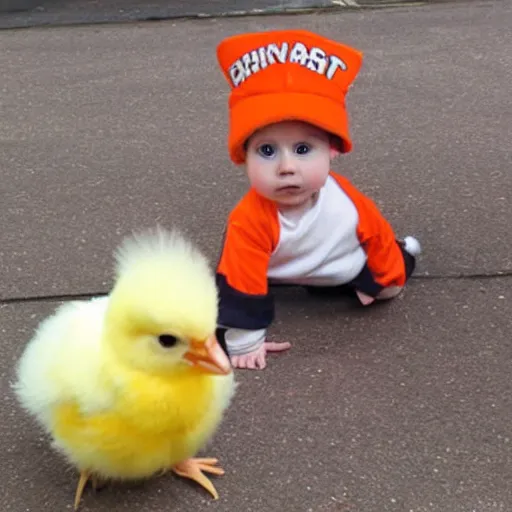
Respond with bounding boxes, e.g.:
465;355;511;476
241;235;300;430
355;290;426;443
217;189;279;295
216;190;280;330
331;172;406;288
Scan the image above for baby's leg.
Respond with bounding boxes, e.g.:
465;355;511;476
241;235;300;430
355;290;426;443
374;239;418;301
304;283;356;298
398;238;417;280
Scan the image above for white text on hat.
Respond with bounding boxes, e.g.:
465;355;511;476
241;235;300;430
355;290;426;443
229;41;348;87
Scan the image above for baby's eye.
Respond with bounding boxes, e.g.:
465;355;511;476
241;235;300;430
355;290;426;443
257;144;275;158
295;143;311;155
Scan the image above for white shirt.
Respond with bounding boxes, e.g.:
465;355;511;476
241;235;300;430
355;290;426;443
226;176;367;355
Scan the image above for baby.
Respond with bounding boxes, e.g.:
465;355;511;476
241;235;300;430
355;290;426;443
214;29;421;370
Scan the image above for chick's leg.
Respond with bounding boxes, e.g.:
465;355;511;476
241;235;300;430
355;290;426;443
74;470;91;510
91;474;107;492
172;458;224;500
73;471;106;510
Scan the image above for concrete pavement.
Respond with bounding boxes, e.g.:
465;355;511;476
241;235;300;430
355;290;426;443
0;0;389;30
1;1;511;511
0;0;488;30
0;0;424;30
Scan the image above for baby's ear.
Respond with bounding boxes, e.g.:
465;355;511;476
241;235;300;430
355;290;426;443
329;135;343;159
330;146;341;159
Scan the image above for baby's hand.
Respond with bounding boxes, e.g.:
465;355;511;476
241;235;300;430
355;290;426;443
230;341;291;370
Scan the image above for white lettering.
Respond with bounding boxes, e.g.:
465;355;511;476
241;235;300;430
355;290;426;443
229;60;246;87
227;41;349;88
326;55;347;79
267;42;288;64
249;50;260;73
241;53;253;79
258;47;268;69
289;42;309;66
307;46;328;74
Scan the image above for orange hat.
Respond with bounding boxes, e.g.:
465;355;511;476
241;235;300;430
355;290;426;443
217;29;363;164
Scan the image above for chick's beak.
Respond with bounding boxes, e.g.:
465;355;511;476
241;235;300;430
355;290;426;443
183;335;232;375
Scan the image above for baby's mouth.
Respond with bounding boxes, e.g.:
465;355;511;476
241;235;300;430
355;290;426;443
276;185;301;193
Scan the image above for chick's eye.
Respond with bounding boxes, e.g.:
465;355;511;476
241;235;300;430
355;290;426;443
295;143;310;155
258;144;275;158
158;334;178;348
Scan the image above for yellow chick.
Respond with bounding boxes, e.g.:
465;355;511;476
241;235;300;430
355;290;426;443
13;227;235;510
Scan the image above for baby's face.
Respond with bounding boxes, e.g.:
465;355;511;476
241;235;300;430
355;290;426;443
245;120;335;210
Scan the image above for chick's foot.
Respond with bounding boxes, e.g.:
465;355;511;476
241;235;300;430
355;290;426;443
172;458;224;500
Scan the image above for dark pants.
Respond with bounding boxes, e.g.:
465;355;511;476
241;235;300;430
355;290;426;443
304;242;416;299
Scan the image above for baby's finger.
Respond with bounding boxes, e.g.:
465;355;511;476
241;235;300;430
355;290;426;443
246;355;259;370
237;356;248;369
256;351;267;370
265;341;292;352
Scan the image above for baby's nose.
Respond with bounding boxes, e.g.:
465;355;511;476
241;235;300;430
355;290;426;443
277;153;297;175
278;167;295;176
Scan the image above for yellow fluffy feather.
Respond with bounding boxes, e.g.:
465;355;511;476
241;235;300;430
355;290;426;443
13;226;235;509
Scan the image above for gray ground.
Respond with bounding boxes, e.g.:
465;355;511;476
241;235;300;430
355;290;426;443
0;0;454;29
1;1;511;511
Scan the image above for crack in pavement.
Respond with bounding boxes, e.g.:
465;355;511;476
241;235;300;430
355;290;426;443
0;0;479;30
1;271;511;305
